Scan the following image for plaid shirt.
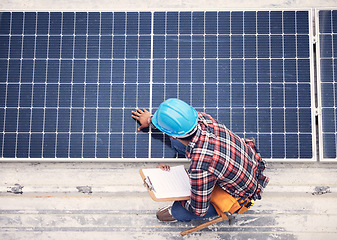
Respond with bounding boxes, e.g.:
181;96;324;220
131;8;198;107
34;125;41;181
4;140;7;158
181;112;269;217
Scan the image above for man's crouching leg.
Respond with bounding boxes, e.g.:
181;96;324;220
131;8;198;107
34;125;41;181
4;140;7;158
157;201;218;222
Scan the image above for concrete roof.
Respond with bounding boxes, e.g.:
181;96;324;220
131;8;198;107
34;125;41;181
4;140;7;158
0;162;336;239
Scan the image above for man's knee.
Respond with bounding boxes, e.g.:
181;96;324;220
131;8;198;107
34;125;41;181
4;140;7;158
171;201;192;222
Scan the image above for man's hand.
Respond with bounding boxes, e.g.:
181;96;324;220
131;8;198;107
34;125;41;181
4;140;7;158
156;164;170;171
131;108;152;131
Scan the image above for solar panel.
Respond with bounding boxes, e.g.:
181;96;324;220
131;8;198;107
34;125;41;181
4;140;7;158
0;11;315;161
317;9;337;161
151;11;315;160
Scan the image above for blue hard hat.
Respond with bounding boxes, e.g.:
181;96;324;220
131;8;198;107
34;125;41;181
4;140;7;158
152;98;198;138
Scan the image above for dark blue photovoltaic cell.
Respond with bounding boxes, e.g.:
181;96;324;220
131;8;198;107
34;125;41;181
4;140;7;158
244;11;256;34
96;134;109;158
88;12;100;35
62;12;74;35
58;109;70;132
257;11;269;34
0;11;313;160
179;12;191;34
231;35;243;58
319;10;337;160
231;12;243;34
110;134;122;158
97;109;109;132
56;134;69;158
17;133;29;158
18;109;30;132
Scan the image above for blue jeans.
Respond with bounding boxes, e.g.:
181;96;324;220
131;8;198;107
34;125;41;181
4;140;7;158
170;138;187;156
171;201;218;222
169;138;218;222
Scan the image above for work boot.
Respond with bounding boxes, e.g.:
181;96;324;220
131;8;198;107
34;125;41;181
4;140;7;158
156;206;177;222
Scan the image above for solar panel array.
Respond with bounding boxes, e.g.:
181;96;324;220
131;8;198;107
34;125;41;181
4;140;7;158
0;11;315;160
318;10;337;161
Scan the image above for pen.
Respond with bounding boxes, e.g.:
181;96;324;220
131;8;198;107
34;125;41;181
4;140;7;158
147;177;156;192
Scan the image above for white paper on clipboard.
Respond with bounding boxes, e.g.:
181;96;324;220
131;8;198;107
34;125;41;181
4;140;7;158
141;165;191;200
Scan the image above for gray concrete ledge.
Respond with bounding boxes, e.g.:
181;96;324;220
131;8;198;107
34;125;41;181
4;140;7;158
0;162;336;196
0;162;336;239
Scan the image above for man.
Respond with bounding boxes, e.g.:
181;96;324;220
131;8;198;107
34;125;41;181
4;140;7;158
132;98;269;222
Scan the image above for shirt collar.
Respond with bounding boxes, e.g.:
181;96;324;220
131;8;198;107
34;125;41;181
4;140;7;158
186;124;201;157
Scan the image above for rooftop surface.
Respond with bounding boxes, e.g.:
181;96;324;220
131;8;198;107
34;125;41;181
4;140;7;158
0;162;336;239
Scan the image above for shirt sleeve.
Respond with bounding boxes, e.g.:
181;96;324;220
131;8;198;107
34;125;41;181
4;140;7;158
181;169;217;217
148;115;156;129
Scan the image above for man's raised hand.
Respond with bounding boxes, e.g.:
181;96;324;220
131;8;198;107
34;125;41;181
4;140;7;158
131;108;152;131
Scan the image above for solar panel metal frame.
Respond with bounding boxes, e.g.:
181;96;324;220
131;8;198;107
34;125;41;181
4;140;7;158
316;8;337;162
0;10;317;162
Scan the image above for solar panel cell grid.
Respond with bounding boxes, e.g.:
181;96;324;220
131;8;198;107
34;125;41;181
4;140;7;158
318;10;337;160
0;11;314;160
150;11;313;160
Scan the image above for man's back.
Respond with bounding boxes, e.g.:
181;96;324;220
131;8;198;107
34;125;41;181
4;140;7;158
182;112;269;216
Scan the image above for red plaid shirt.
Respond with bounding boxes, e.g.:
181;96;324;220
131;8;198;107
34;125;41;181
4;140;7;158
181;112;269;217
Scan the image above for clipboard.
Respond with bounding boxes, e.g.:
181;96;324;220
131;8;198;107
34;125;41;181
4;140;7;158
139;165;190;202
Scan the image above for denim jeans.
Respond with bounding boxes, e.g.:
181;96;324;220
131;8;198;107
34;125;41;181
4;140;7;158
171;200;218;222
169;138;218;222
169;138;187;156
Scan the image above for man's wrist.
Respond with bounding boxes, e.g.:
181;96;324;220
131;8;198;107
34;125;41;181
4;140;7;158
148;115;156;129
147;115;153;124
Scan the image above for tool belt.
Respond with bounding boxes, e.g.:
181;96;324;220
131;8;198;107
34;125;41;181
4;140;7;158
210;185;255;217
